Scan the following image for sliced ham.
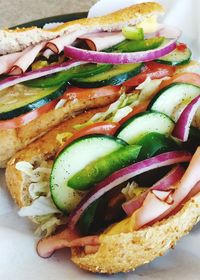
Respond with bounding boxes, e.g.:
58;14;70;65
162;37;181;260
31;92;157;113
84;245;100;254
79;31;125;51
43;49;54;59
151;189;174;204
37;227;100;258
46;30;87;54
9;42;46;75
0;51;26;75
122;165;185;216
134;190;173;230
134;147;200;229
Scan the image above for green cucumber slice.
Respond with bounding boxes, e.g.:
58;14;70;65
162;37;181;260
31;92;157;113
50;134;126;213
70;63;143;88
149;83;200;121
0;83;67;120
24;64;112;88
156;46;191;66
68;145;141;190
116;111;174;144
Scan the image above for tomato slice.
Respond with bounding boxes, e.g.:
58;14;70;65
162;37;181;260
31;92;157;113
63;85;121;101
123;62;175;87
57;121;120;155
176;43;187;52
0;99;58;129
158;72;200;91
119;101;149;125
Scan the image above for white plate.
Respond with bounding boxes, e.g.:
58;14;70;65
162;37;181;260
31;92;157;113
0;0;200;279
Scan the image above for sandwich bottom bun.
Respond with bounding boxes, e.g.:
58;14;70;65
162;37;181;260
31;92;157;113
71;192;200;274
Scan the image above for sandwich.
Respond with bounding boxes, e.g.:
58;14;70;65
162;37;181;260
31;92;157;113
4;1;200;274
1;1;199;167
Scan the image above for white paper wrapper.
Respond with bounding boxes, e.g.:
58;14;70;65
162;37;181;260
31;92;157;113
0;1;200;279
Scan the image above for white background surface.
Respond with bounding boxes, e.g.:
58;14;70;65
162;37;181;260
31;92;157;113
0;0;200;279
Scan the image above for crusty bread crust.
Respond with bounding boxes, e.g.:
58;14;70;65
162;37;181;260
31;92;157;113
71;192;200;273
0;2;164;54
1;90;118;168
5;106;108;207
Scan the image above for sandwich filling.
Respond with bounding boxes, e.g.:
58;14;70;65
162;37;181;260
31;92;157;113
3;1;200;267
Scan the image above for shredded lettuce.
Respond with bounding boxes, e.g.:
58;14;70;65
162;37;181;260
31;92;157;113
15;161;34;176
138;76;169;102
73;121;93;131
29;182;49;200
16;161;64;236
34;214;67;237
18;196;61;216
55;98;67;110
73;92;139;131
136;76;152;90
56;132;73;145
112;106;132;122
122;182;147;201
121;181;139;201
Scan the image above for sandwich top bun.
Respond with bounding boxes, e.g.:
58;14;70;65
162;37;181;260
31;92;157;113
0;2;164;54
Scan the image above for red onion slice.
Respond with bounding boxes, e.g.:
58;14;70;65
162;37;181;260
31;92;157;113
172;95;200;142
122;165;185;216
68;151;191;230
64;39;177;64
0;60;86;91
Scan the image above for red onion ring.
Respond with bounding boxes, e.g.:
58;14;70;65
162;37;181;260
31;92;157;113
68;151;191;230
64;39;177;64
0;60;86;91
172;95;200;142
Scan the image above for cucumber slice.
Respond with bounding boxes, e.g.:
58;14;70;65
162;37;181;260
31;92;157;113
50;135;126;213
149;83;200;121
70;63;143;88
24;64;112;88
0;83;67;120
68;145;141;190
156;46;191;66
116;111;174;144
